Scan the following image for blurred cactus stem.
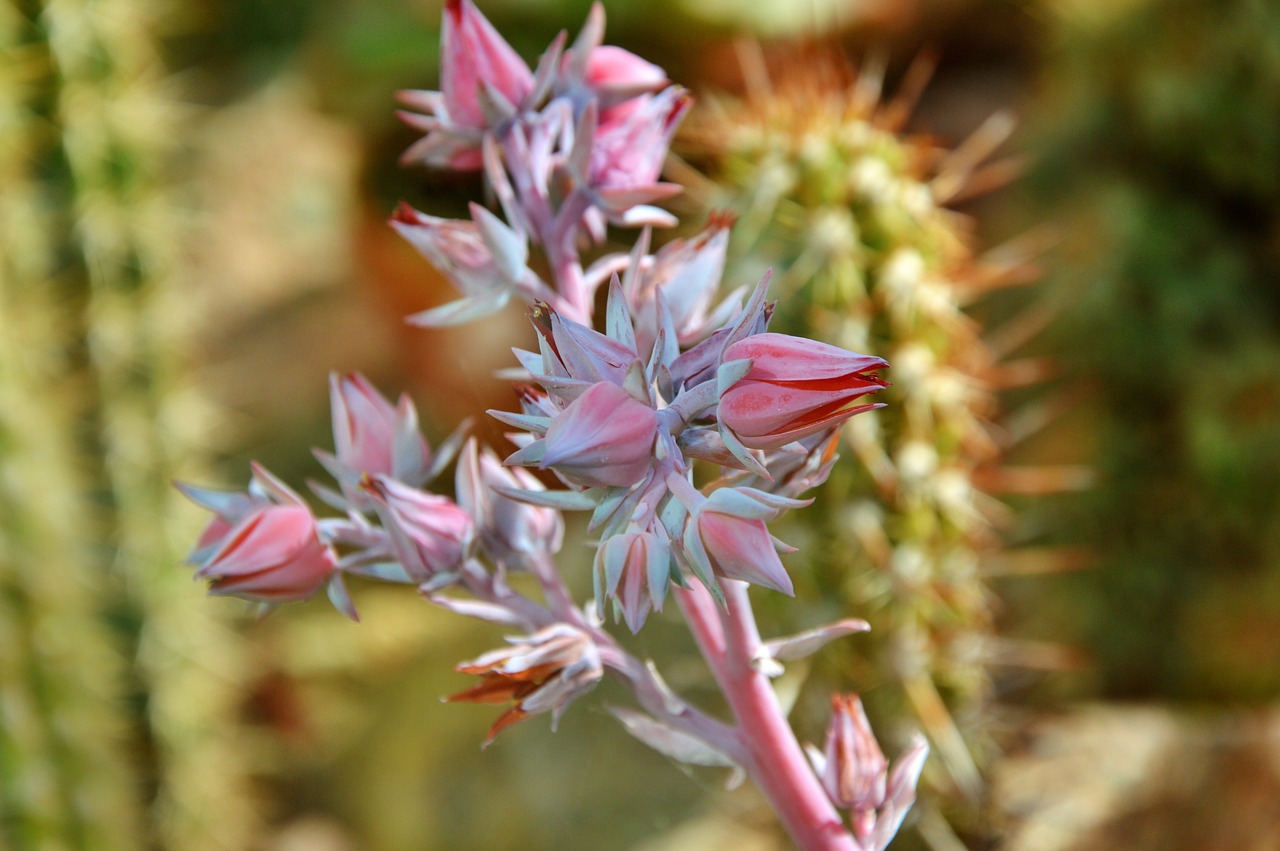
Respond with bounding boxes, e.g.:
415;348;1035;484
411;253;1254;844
682;48;1070;826
3;0;264;848
1;6;142;848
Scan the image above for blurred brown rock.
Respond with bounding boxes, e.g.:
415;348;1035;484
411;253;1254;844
994;704;1280;851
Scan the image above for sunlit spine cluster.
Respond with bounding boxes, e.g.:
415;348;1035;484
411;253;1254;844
685;54;1045;811
32;1;260;848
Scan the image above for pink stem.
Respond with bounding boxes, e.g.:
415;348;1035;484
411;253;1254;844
545;194;592;324
680;581;859;851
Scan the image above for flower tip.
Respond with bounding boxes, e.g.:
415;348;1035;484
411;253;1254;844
707;209;737;230
390;201;421;226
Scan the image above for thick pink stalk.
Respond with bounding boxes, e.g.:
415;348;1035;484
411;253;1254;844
678;582;859;851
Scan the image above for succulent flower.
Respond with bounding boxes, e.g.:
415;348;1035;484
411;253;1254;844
456;439;564;563
440;0;534;129
363;476;473;587
808;694;929;850
680;486;811;597
194;504;337;604
391;202;545;327
320;372;431;491
447;624;603;745
594;528;671;632
590;87;691;192
627;213;741;353
718;332;888;450
397;0;536;168
584;46;668;117
538;381;659;489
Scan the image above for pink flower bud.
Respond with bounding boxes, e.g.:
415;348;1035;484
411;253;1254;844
693;507;794;596
590;87;690;190
330;372;429;483
819;694;888;817
447;624;603;745
441;0;534;129
586;46;667;121
365;476;473;583
594;529;670;632
391;203;514;319
719;333;888;450
195;504;336;604
456;439;564;562
540;382;658;489
631;212;736;351
808;694;929;848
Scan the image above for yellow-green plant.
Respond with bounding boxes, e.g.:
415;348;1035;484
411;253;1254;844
683;51;1071;840
1;8;141;848
0;1;262;848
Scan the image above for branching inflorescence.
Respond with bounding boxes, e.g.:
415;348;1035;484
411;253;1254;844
178;3;927;849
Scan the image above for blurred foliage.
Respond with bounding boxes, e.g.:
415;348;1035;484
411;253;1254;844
1027;0;1280;702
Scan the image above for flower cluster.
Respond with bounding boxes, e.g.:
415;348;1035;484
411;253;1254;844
490;274;886;627
177;4;927;849
393;0;687;327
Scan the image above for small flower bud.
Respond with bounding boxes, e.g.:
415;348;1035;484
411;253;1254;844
329;372;429;486
365;476;473;584
456;439;564;562
594;529;670;632
718;332;888;450
194;504;336;605
441;0;534;129
540;382;658;489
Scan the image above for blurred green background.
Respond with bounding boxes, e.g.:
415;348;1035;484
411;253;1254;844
4;0;1280;848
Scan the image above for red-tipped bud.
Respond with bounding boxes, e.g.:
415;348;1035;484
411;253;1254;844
195;505;336;604
719;333;888;450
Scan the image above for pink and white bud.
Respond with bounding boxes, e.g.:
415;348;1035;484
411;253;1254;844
817;694;888;819
456;439;564;562
539;381;658;489
441;0;534;129
329;372;429;484
447;623;603;745
529;304;639;391
194;504;336;604
590;87;690;191
719;333;888;450
586;46;667;121
364;475;473;584
809;694;930;849
631;213;737;351
682;487;809;596
594;528;670;632
391;203;528;326
692;510;791;596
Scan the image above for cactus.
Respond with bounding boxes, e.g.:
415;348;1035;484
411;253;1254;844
0;1;261;848
0;4;142;848
682;50;1072;839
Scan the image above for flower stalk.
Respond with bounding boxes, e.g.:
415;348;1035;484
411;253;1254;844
176;4;927;848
